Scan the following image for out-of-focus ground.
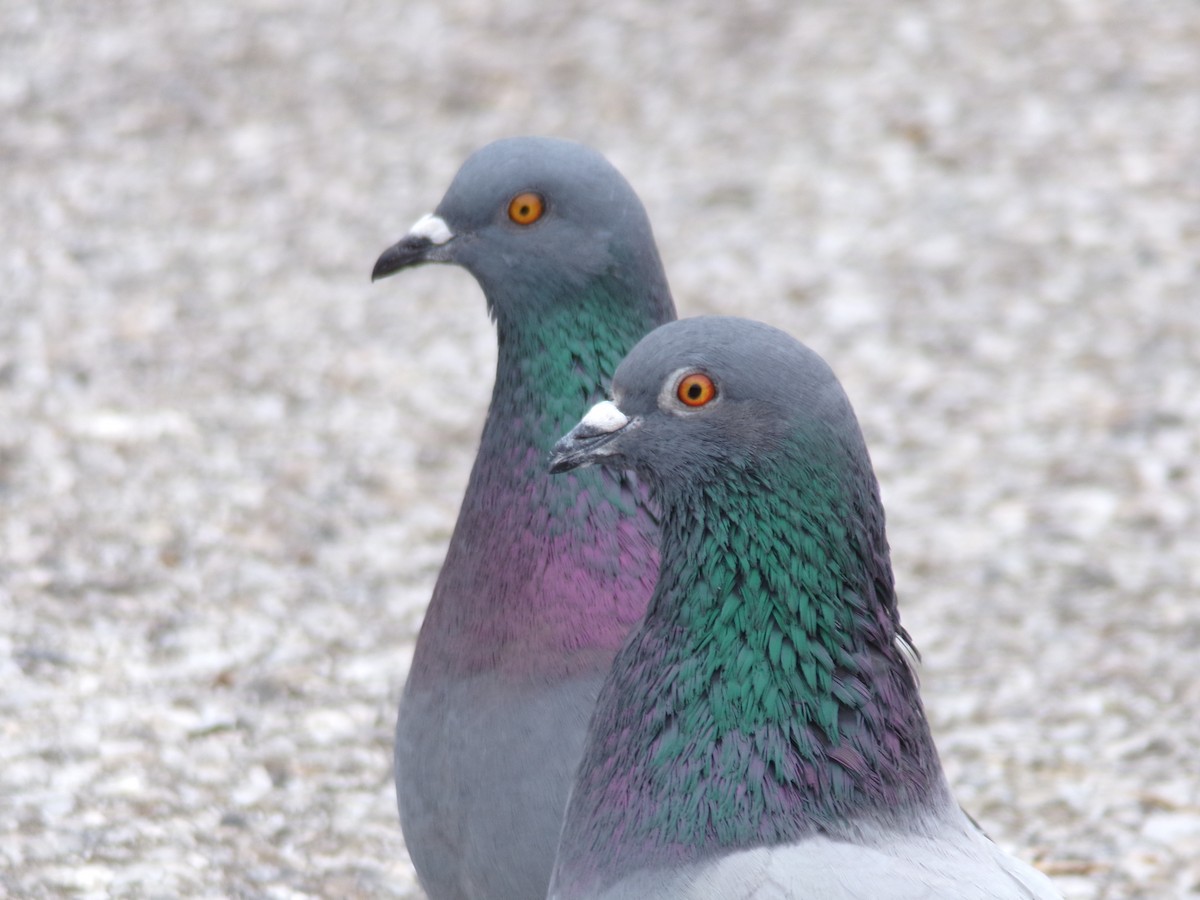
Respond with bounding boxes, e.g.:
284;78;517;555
2;1;1198;897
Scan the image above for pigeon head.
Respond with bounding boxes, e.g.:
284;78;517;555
551;316;865;494
373;136;673;328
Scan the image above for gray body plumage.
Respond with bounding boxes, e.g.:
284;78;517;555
397;674;601;899
567;806;1057;899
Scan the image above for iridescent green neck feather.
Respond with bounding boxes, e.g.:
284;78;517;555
555;425;950;888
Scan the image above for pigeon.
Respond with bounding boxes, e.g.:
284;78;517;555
372;137;676;900
547;316;1060;899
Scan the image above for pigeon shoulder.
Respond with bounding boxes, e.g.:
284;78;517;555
569;827;1059;900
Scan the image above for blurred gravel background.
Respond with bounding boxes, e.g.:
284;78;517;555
2;0;1198;897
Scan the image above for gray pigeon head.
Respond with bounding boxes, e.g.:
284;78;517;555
372;136;670;323
550;316;864;490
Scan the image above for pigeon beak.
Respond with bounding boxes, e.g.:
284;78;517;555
549;401;636;474
371;213;456;281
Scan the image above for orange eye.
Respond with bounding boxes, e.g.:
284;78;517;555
677;372;716;407
508;192;545;225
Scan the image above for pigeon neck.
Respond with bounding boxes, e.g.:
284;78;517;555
481;271;671;490
555;444;950;889
411;279;671;680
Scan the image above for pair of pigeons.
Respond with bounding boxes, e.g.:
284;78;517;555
371;138;1059;899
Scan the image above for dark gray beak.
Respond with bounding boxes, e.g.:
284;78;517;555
371;213;456;282
549;401;634;474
